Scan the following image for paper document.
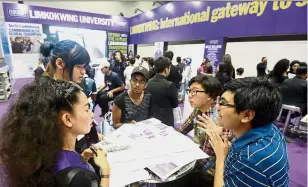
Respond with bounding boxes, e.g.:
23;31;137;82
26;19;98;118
95;118;209;186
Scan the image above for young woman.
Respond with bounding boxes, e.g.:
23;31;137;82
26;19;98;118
33;41;55;77
268;58;290;85
288;60;300;78
0;77;110;187
48;40;90;84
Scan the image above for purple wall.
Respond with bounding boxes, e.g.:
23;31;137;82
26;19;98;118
129;1;307;44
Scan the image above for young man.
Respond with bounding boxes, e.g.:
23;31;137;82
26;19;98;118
257;57;268;77
281;62;307;115
176;56;184;74
96;61;125;117
200;77;289;187
145;57;178;127
236;67;244;78
112;66;152;129
164;51;182;89
199;58;213;77
178;75;232;171
123;58;136;90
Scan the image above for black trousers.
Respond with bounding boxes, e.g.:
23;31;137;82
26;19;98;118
96;90;114;116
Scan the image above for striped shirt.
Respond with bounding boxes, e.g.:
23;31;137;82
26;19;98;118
224;124;289;187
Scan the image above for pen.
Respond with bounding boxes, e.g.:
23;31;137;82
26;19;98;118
90;146;98;157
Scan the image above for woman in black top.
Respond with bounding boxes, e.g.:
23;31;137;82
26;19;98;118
268;58;290;85
223;54;235;79
287;60;300;77
215;63;232;86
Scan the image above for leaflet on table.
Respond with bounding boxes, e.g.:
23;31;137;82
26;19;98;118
95;118;209;185
145;148;207;181
109;168;151;187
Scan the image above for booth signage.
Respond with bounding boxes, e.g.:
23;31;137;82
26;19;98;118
3;3;129;33
129;1;307;44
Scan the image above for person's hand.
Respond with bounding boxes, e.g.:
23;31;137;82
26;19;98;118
93;148;110;173
205;127;231;161
197;114;223;135
107;91;113;98
98;133;104;141
81;148;95;161
130;120;136;124
197;114;216;129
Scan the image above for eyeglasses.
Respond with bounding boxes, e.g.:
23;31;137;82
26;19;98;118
216;96;235;107
131;78;146;85
186;89;207;96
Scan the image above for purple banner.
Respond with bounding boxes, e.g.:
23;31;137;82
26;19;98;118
129;1;307;44
204;38;224;72
3;2;129;33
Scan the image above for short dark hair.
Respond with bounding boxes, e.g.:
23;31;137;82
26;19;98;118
189;75;222;100
224;77;282;128
148;57;154;67
163;51;174;61
154;57;171;73
129;58;136;65
136;55;140;59
176;56;181;63
296;62;307;75
261;57;267;61
236;68;244;75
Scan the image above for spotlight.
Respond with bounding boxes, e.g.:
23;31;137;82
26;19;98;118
146;11;154;18
166;3;174;12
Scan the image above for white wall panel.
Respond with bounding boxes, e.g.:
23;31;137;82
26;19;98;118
137;44;155;59
168;43;205;120
226;41;308;77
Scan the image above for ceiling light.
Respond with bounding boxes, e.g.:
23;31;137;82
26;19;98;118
166;3;174;12
146;11;154;18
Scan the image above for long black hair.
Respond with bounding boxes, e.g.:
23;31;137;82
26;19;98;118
268;58;290;83
49;40;90;81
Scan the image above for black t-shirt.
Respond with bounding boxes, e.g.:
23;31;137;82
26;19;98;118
206;65;213;74
114;91;153;123
104;72;123;91
257;62;267;77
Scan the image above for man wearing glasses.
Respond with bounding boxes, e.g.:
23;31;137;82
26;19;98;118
112;66;153;129
199;77;289;187
96;61;125;117
178;75;234;173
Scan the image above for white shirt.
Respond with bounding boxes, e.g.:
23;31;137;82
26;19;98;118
141;61;150;71
124;66;134;89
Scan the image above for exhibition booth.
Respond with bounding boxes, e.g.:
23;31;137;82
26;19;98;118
128;1;307;119
0;1;307;186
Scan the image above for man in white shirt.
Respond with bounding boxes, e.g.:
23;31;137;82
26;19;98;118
124;58;136;90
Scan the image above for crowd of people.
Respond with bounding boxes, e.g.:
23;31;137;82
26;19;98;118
0;39;306;187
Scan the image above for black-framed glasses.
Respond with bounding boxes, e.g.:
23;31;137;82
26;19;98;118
131;77;146;85
186;89;207;96
216;96;235;107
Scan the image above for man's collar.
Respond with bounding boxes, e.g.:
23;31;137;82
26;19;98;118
231;124;273;152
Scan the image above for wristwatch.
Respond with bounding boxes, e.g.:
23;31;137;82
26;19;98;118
100;174;110;178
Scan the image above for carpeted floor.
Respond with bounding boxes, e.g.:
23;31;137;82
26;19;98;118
0;78;307;187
